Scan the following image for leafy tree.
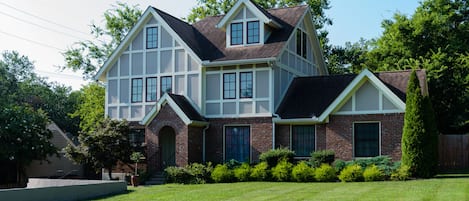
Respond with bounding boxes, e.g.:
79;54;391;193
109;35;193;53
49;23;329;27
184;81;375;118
401;71;426;177
62;3;142;79
70;83;105;133
65;118;132;179
0;50;37;82
364;0;469;133
326;39;370;74
0;106;57;184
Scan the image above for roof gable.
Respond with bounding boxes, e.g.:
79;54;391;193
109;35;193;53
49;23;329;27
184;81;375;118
141;93;207;126
216;0;281;30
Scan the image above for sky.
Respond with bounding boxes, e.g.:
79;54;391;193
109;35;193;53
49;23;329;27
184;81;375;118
0;0;420;90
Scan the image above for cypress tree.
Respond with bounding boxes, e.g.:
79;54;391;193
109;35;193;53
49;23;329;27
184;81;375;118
401;70;426;177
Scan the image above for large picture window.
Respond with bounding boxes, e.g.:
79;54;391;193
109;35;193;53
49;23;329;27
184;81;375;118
146;27;158;49
292;125;315;157
160;76;172;97
146;77;157;102
225;126;250;162
131;78;143;103
354;122;380;157
240;72;253;98
247;21;259;44
223;73;236;99
230;23;243;45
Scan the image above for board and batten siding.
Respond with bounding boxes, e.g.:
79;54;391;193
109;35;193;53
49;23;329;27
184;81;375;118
106;17;201;122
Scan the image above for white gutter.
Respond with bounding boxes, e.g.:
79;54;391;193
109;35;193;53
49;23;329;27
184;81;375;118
202;57;277;67
202;124;210;163
272;113;280;149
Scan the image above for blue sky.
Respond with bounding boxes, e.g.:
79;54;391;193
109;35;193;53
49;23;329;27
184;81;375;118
0;0;420;90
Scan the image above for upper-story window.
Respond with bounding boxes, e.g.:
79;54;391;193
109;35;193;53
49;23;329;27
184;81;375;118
160;76;172;97
240;72;253;98
131;78;143;103
247;21;260;44
296;28;307;59
223;73;236;99
230;23;243;45
146;77;157;102
146;27;158;49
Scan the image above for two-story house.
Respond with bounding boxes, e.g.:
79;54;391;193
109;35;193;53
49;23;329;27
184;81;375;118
95;0;426;173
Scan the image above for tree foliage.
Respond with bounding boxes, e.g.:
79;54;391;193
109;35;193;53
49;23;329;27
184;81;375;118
65;118;132;179
62;3;142;79
364;0;469;133
70;83;105;133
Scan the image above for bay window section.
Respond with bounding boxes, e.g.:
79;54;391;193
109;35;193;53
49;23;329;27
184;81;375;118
247;21;260;44
160;76;172;97
354;122;380;157
146;27;158;49
131;78;143;103
223;73;236;99
146;77;157;102
292;125;315;157
230;23;243;45
240;72;253;98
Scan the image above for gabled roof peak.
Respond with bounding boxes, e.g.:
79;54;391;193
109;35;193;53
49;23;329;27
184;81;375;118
216;0;282;29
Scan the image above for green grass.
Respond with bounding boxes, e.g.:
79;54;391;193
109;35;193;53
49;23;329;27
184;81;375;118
93;176;469;201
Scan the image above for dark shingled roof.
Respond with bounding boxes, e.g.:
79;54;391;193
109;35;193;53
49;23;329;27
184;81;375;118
276;70;427;119
168;94;206;122
153;5;308;62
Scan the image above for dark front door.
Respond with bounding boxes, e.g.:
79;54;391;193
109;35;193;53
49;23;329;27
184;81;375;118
159;126;176;168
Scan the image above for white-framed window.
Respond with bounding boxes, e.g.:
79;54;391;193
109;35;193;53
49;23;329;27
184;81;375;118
230;23;243;45
291;125;315;157
247;21;260;44
160;76;172;97
146;27;158;49
227;7;262;47
131;78;143;103
353;122;381;157
223;73;236;99
225;125;250;162
146;77;157;102
240;72;253;98
296;28;307;59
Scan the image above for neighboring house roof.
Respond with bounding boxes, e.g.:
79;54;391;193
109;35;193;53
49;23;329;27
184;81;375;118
194;5;308;62
276;69;427;121
47;122;78;148
141;93;207;126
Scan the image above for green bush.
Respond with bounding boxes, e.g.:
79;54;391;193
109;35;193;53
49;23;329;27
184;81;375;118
346;156;396;176
338;164;363;182
164;163;213;184
310;150;335;167
271;159;293;182
250;162;270;181
225;159;242;169
211;164;234;183
314;164;336;182
391;164;410;181
333;159;347;173
164;166;190;184
292;161;315;182
363;165;385;182
259;148;295;168
234;163;251;182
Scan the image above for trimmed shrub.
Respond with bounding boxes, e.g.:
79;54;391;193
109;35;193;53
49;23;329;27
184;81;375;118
292;161;314;182
164;163;213;184
250;162;270;181
164;166;188;184
234;163;251;182
363;165;385;182
333;159;347;173
271;159;293;182
211;164;234;183
314;164;336;182
259;148;295;168
225;159;242;169
391;164;410;181
346;156;396;177
310;150;335;167
338;164;363;182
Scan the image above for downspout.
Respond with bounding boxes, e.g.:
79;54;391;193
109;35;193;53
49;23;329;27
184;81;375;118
272;113;281;150
202;124;210;163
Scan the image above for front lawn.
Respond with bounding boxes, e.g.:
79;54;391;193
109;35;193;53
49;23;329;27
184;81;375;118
94;176;469;201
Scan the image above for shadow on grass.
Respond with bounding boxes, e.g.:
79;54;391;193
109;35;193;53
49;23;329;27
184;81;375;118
90;188;136;200
435;169;469;178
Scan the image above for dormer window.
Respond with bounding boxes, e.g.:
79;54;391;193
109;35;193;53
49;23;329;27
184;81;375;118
230;23;243;45
247;21;260;44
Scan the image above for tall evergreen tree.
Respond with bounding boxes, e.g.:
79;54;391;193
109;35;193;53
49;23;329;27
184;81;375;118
422;95;439;177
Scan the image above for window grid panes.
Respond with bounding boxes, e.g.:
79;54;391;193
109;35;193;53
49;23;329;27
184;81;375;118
240;72;253;98
223;73;236;99
160;76;172;97
296;29;307;58
292;125;315;157
131;78;143;103
247;21;260;44
354;123;380;157
146;77;157;102
225;126;250;162
230;23;243;45
146;27;158;49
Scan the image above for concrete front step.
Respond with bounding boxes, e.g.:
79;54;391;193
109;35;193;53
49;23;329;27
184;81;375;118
145;173;165;185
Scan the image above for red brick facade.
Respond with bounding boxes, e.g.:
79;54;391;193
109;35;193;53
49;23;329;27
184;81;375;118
275;113;404;161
